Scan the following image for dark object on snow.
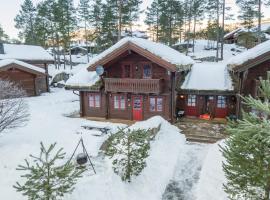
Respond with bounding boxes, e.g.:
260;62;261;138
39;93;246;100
0;43;4;54
81;125;110;136
67;137;96;174
76;153;88;165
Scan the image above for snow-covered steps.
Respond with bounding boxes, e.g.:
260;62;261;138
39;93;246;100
185;134;224;143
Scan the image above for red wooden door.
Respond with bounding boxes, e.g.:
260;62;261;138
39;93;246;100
132;96;143;120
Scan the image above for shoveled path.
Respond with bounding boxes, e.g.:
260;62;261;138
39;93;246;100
162;142;210;200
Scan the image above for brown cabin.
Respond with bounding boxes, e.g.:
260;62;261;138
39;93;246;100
0;59;47;96
0;43;54;94
66;37;194;122
228;40;270;117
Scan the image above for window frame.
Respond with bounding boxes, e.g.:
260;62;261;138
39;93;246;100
88;93;101;109
121;63;132;78
217;95;226;108
187;95;196;107
113;94;127;110
149;96;163;112
142;63;152;79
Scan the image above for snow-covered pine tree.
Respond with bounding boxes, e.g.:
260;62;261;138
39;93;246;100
221;73;270;200
105;128;151;182
14;142;84;200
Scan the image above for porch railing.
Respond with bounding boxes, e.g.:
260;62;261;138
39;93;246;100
104;78;162;94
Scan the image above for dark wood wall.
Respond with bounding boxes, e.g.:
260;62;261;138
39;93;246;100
241;59;270;97
0;67;47;96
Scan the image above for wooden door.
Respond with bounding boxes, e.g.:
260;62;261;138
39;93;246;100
132;95;143;120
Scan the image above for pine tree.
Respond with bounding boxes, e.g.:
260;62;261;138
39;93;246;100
145;0;161;42
14;0;37;44
78;0;91;61
221;73;270;200
89;0;103;52
105;128;152;182
14;142;84;200
0;24;8;42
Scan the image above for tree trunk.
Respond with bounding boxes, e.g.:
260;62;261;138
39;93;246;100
118;0;123;41
220;0;225;60
258;0;262;44
85;20;90;63
192;15;197;53
216;0;220;62
186;0;192;56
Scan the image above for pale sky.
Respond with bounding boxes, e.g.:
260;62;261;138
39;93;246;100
0;0;269;39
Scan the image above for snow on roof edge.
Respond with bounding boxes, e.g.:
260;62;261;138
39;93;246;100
0;59;46;74
87;37;194;71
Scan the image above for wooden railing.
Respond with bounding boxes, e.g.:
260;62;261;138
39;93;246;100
104;78;162;94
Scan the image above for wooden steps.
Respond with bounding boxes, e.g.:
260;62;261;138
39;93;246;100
185;134;225;143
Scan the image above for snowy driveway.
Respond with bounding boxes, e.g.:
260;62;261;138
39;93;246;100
162;143;209;200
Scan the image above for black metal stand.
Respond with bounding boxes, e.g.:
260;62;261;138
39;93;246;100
67;136;96;174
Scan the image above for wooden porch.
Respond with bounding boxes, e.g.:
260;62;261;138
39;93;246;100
104;78;163;94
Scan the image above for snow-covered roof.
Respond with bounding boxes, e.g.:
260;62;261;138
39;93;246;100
65;64;100;88
181;62;233;91
88;37;194;71
227;39;270;68
0;59;45;74
0;44;53;62
224;28;243;39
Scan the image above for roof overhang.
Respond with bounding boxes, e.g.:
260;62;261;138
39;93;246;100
0;63;46;76
87;41;190;72
228;51;270;72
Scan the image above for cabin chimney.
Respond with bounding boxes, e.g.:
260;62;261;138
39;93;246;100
0;43;4;54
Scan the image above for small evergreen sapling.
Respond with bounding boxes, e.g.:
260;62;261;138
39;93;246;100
221;74;270;200
14;142;84;200
105;128;152;182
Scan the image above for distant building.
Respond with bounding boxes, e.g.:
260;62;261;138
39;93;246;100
0;43;54;95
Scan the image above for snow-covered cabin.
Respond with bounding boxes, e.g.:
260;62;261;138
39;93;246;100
177;63;236;118
0;59;47;96
228;39;270;117
66;37;194;122
0;43;53;95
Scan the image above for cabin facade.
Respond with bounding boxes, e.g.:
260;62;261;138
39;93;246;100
66;37;194;121
228;40;270;117
0;59;47;96
0;43;54;95
176;63;236;119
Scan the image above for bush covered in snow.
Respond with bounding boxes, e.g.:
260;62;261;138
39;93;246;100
105;127;155;182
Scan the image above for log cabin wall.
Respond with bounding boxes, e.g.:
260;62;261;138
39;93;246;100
0;67;47;96
241;59;270;97
81;91;107;118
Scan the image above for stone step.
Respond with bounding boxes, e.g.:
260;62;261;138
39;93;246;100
185;134;226;140
186;136;220;144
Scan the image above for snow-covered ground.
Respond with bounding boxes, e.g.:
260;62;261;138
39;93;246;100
0;89;224;200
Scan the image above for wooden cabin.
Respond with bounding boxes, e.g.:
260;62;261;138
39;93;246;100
0;43;54;93
177;63;237;119
66;37;194;121
228;40;270;117
0;59;47;96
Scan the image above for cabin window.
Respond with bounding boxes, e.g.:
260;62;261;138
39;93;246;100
217;96;226;108
149;97;163;112
123;64;131;78
187;95;196;107
113;95;126;110
89;94;101;108
143;64;152;79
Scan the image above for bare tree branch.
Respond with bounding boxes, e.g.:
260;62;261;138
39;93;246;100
0;79;29;133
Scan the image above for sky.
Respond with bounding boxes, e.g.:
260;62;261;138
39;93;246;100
0;0;269;39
